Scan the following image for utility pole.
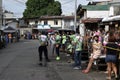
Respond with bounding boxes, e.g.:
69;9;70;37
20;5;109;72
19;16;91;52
0;0;2;29
74;0;77;32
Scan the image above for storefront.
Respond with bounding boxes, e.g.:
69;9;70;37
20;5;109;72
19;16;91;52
3;26;18;43
102;15;120;32
82;18;102;31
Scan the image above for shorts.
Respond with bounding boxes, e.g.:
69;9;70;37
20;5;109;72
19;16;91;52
105;55;117;63
90;53;100;59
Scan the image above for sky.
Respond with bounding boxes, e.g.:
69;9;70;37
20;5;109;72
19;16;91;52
2;0;111;18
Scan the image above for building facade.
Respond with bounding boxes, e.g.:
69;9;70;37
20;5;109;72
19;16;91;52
102;0;120;32
79;3;110;36
18;16;80;35
28;16;77;30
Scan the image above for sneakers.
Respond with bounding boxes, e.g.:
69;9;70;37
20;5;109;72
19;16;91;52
38;62;42;66
73;66;81;70
56;56;60;61
66;54;70;57
46;59;51;62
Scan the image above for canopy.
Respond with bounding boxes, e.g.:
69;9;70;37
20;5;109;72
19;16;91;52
102;15;120;22
82;18;102;23
3;26;17;33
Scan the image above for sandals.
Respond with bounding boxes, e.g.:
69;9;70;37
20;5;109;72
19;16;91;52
82;70;89;74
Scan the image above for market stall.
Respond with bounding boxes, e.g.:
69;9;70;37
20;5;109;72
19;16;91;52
3;26;18;43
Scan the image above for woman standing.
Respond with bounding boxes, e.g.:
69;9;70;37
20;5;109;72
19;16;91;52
104;33;119;80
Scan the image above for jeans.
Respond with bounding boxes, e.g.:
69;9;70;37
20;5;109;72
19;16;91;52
38;46;49;61
55;44;60;57
51;43;55;54
74;51;82;67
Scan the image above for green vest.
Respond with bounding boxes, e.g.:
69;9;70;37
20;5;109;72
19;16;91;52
62;35;66;44
55;35;61;44
74;38;82;51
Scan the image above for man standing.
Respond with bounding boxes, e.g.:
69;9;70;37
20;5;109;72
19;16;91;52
38;31;50;65
73;34;83;69
55;31;61;60
8;33;12;43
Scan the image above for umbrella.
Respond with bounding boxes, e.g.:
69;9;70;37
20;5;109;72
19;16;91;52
47;29;54;33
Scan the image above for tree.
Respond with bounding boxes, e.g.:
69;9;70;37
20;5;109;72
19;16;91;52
76;4;84;18
77;4;82;15
23;0;62;18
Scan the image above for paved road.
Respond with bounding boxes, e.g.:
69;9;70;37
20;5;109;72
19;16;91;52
0;40;108;80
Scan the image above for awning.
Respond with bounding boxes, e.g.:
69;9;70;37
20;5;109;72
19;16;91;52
82;18;102;23
3;26;17;33
102;15;120;22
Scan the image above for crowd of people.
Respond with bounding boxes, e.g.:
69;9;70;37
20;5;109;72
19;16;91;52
0;33;20;49
37;29;120;80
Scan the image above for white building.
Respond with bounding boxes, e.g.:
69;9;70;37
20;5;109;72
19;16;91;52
102;0;120;31
4;12;15;19
81;0;120;33
79;3;110;36
28;16;77;30
18;16;80;35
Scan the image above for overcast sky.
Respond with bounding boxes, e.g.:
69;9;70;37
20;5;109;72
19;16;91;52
3;0;110;18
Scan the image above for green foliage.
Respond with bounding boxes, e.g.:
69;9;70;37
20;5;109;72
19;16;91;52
77;4;82;14
23;0;62;18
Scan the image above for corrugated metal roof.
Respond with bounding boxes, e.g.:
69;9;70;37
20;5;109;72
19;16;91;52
40;16;80;20
102;15;120;22
82;5;110;11
27;16;80;20
112;0;120;2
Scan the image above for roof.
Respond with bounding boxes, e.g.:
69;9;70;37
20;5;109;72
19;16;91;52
102;15;120;22
40;16;63;19
3;26;16;33
40;16;80;20
110;0;120;3
82;18;102;23
22;16;80;20
82;5;110;11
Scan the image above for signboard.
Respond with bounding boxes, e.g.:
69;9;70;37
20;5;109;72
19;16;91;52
37;24;50;29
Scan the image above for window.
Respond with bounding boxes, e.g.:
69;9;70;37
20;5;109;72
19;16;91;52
54;20;58;25
44;20;48;25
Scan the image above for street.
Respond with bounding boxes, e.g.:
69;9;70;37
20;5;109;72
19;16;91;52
0;40;107;80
